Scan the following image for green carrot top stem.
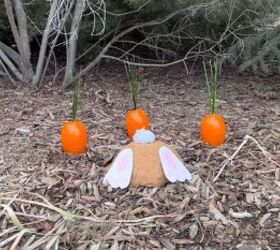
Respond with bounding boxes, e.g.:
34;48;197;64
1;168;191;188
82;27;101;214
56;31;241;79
125;63;140;110
203;59;220;114
71;76;81;120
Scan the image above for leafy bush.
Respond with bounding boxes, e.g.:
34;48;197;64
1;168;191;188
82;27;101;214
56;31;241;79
1;0;280;73
227;3;280;74
0;1;48;43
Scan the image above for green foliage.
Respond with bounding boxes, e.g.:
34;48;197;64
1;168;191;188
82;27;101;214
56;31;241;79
125;63;140;110
24;0;49;39
0;0;48;43
2;0;280;75
227;0;280;75
125;0;176;17
228;26;280;74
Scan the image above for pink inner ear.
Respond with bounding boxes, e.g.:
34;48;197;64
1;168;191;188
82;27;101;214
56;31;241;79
164;152;177;169
118;155;129;172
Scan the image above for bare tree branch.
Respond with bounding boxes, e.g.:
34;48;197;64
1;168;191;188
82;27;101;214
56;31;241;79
4;0;33;81
12;0;31;61
0;41;24;66
62;0;86;87
38;1;75;87
0;48;23;81
70;3;219;86
0;59;17;85
102;55;185;67
4;0;22;54
32;0;60;87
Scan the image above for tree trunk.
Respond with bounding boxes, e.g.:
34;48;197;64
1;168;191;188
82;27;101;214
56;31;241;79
0;41;24;66
32;0;59;87
0;48;23;81
12;0;31;61
4;0;33;81
38;1;75;87
62;0;85;87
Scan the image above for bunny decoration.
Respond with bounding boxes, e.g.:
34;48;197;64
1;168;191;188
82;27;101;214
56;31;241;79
103;129;192;189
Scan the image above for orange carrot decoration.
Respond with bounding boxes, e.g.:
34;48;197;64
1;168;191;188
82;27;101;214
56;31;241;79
200;59;226;147
124;63;150;138
61;77;87;154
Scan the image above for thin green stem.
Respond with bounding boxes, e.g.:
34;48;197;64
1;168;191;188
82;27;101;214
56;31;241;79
125;63;140;110
71;76;81;120
132;80;137;110
203;59;220;114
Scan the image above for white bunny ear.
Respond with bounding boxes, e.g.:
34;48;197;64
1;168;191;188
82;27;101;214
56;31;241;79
103;148;133;189
159;146;192;183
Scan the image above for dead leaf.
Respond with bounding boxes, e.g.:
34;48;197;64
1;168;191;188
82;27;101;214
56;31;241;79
189;223;198;239
229;209;253;219
209;203;229;225
47;110;55;120
16;127;31;134
41;176;58;189
258;213;271;227
159;237;175;250
179;196;191;209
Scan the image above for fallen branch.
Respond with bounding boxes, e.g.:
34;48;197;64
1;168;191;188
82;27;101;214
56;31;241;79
213;135;272;182
32;0;60;87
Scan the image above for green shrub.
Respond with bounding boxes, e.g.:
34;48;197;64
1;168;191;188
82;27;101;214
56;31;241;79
1;0;280;74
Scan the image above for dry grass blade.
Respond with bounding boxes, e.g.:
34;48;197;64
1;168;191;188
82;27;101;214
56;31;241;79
0;196;75;222
0;233;19;248
0;226;17;238
0;195;179;225
24;221;66;250
0;204;24;231
45;235;60;249
21;235;36;249
9;228;30;250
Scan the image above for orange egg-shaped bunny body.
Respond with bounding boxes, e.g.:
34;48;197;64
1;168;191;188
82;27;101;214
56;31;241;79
61;120;87;154
127;141;168;187
106;141;183;187
125;109;150;138
200;113;226;147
